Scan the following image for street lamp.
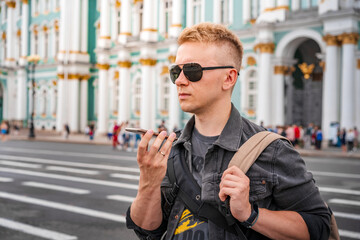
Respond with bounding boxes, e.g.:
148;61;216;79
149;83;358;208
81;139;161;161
27;55;41;138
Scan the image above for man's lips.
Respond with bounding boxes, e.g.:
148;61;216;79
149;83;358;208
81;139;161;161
178;93;191;99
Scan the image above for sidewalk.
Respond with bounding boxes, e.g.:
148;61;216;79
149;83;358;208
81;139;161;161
6;128;360;159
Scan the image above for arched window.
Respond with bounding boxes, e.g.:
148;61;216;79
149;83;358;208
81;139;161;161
42;89;47;116
164;0;172;36
133;77;141;115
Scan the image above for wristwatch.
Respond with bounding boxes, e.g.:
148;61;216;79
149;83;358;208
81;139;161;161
240;203;259;228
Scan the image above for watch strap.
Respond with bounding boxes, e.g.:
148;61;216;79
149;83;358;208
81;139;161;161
240;203;259;228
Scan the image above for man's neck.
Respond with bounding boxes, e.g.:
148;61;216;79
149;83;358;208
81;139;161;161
194;101;232;137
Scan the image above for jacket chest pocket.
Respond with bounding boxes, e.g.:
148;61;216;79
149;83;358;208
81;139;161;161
249;175;277;202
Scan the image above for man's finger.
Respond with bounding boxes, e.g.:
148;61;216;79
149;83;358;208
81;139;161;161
159;132;177;159
137;130;154;157
148;131;168;156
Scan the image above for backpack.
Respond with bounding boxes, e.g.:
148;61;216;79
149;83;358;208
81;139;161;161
167;131;339;240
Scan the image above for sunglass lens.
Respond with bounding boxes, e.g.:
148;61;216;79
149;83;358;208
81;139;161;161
183;63;203;82
170;65;182;84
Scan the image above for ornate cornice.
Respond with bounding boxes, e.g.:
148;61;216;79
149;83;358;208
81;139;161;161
57;74;91;80
337;32;359;45
134;0;143;4
115;0;121;8
168;55;176;63
264;5;289;12
99;36;111;40
118;61;132;68
6;1;16;8
120;32;132;36
274;65;288;75
142;28;158;32
298;63;315;79
81;75;91;80
247;56;256;66
21;0;28;4
96;63;111;70
171;24;182;28
253;43;275;53
139;58;157;66
323;34;340;46
161;66;169;75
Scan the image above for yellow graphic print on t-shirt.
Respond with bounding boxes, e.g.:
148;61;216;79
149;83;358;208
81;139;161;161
174;209;205;235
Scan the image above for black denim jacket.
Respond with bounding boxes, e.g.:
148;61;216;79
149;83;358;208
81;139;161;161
127;104;331;240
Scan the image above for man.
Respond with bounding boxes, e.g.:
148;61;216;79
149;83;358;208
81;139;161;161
127;23;330;240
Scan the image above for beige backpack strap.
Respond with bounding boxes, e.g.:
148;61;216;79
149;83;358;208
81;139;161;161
228;131;290;173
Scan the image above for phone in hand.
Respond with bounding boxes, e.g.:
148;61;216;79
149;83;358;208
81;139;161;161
125;128;177;140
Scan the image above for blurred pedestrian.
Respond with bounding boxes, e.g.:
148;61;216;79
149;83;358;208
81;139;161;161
346;129;355;152
112;121;121;150
315;127;323;150
294;124;300;148
354;127;359;151
304;123;313;149
1;121;8;142
89;124;95;140
158;119;168;133
64;124;70;139
286;125;295;145
341;128;347;152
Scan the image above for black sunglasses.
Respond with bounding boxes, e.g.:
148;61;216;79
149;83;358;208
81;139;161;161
169;63;237;84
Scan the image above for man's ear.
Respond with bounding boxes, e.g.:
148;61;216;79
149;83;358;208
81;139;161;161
222;69;238;91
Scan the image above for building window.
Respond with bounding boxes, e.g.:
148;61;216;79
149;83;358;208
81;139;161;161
42;89;47;115
246;70;257;112
220;0;229;24
164;0;172;35
133;77;141;115
160;77;170;114
193;0;201;24
139;3;144;33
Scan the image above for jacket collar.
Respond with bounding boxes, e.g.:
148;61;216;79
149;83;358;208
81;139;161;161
174;103;243;152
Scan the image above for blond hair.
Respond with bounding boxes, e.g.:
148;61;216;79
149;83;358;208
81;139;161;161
177;22;243;71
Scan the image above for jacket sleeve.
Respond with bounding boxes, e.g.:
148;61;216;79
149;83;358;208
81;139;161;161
272;139;331;240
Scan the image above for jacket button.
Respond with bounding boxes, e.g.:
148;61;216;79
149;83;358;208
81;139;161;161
196;195;201;200
261;180;266;185
174;215;179;219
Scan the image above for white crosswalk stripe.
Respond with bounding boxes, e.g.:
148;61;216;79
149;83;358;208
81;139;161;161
46;166;99;175
22;181;90;194
0;167;139;190
333;211;360;221
319;187;360;196
107;195;135;203
0;217;77;240
0;154;140;173
110;173;140;181
339;230;360;239
0;191;126;223
0;176;13;182
329;199;360;207
0;160;42;168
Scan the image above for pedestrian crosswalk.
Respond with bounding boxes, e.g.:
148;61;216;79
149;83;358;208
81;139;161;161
0;151;359;240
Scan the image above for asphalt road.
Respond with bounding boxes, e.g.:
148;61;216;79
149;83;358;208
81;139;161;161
0;140;359;240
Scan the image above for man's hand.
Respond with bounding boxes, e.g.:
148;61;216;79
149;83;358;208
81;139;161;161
137;130;177;190
130;130;177;230
219;166;252;222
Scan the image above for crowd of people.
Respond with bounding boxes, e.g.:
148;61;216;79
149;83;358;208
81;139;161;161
263;122;359;152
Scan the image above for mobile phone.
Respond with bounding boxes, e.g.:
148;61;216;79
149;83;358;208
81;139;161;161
125;127;177;140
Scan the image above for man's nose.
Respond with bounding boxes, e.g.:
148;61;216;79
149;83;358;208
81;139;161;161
175;70;189;86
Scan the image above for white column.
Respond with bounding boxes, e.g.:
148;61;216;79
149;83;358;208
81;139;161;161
278;0;289;7
272;66;285;126
141;0;157;42
256;44;274;126
170;0;182;38
59;0;68;52
356;59;360;130
140;57;156;130
111;3;117;41
72;0;81;52
119;0;131;43
97;62;110;134
6;1;16;67
80;78;88;132
69;79;80;132
99;0;111;48
56;77;65;131
322;35;340;140
118;60;131;123
16;69;27;121
81;0;89;53
168;53;180;131
213;0;221;23
186;0;194;27
291;0;300;11
21;0;29;60
243;0;251;24
340;33;357;130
